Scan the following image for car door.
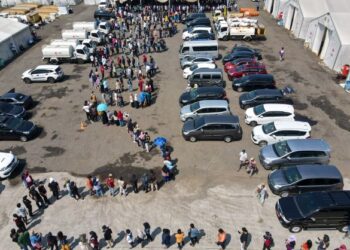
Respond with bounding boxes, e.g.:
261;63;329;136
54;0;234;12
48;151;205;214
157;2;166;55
30;69;44;81
201;74;211;86
283;151;303;165
269;130;288;143
284;130;307;140
296;179;322;193
0;125;14;140
200;124;218;139
260;111;280;124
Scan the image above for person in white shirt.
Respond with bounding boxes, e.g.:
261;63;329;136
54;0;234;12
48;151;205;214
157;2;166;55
238;149;248;172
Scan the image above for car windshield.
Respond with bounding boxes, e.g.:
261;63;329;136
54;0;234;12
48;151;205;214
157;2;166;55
4;117;21;129
15;94;25;100
247;91;256;100
262;122;276;134
253;105;265;115
188;26;194;32
190;102;200;112
0;104;12;113
190;64;198;71
283;167;302;184
189;89;198;98
295;193;333;217
273;141;291;157
194;116;205;128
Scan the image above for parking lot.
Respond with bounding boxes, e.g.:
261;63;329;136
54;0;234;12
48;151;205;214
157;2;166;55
1;0;350;248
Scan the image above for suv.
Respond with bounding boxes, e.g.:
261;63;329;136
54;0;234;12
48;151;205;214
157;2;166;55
188;68;225;88
245;104;295;126
231;45;262;59
182;114;242;142
180;100;230;121
232;74;275;92
180;56;214;69
22;65;64;84
239;89;293;109
179;87;227;106
276;191;350;233
268;165;343;197
0;151;19;179
259;139;331;170
222;51;256;64
0;115;38;142
228;66;267;81
252;121;311;146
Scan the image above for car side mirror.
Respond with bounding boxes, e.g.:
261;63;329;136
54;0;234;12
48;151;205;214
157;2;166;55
286;156;291;160
310;217;316;222
200;128;203;132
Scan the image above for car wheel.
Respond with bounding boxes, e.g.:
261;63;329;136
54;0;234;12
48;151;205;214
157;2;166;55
258;141;267;147
289;225;302;233
242;105;248;110
223;36;228;41
249;121;257;127
20;136;28;142
189;136;197;142
339;225;349;233
237;87;244;92
24;78;31;84
280;191;289;197
224;136;233;143
48;77;55;84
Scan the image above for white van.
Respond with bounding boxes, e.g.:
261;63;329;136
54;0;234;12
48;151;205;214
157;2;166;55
182;26;213;40
179;40;219;60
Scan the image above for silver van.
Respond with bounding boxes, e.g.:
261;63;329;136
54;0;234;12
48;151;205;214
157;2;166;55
179;40;219;60
188;68;225;88
259;139;331;170
180;99;230;122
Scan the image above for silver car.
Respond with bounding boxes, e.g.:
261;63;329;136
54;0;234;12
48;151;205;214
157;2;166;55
180;55;214;69
180;100;230;122
259;139;331;170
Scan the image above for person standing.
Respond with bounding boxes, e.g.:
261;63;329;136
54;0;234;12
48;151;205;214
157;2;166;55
118;177;127;196
16;203;28;225
106;174;115;196
13;215;26;234
316;234;330;250
262;232;274;250
143;222;153;242
69;181;82;200
10;228;20;249
18;229;34;250
22;196;33;217
86;176;94;196
149;170;158;191
38;183;50;206
216;228;227;250
161;228;171;249
93;179;103;197
46;232;59;250
343;225;350;239
187;223;200;246
48;178;60;200
238;149;248;171
141;173;149;193
175;229;185;249
29;186;45;209
256;184;268;205
89;231;99;250
285;235;296;250
102;225;113;249
130;174;138;193
238;227;249;250
300;240;312;250
126;229;135;249
279;47;285;61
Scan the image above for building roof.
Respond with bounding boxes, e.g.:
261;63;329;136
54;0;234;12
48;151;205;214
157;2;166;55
330;12;350;45
296;0;350;18
0;17;29;43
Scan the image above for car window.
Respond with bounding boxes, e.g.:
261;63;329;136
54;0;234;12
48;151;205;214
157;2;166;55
275;112;292;116
272;131;287;136
202;124;217;130
192;74;201;79
262;112;279;117
222;124;235;130
289;151;303;158
262;123;276;134
202;74;211;79
31;70;43;74
182;47;190;53
216;108;227;112
283;167;302;184
212;74;221;79
197;108;209;113
0;98;11;103
283;130;306;136
298;179;314;186
273;141;291;157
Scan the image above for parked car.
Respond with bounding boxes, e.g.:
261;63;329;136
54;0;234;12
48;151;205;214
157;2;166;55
275;190;350;233
251;121;311;146
180;56;214;69
0;90;33;109
182;114;242;142
259;139;331;170
245;104;295;126
182;12;206;24
183;62;216;79
186;17;211;28
0;115;38;142
239;89;293;109
180;100;230;121
189;32;216;41
224;58;258;72
22;65;64;84
0;102;26;118
222;51;256;64
268;164;343;197
232;74;275;91
179;87;227;106
231;44;262;59
0;151;20;179
228;65;267;81
188;68;226;88
182;27;212;40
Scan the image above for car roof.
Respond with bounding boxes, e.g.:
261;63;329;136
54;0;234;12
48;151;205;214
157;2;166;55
192;56;213;61
183;40;218;46
197;99;228;108
196;86;225;94
203;114;239;124
263;104;294;112
286;139;331;152
192;68;222;74
253;89;283;97
295;165;342;179
35;65;60;70
296;191;350;207
273;121;311;131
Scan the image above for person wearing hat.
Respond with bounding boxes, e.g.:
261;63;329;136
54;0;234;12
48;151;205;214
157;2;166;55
48;177;60;201
106;174;115;196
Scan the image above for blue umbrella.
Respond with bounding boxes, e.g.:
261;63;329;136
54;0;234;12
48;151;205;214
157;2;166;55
138;92;146;103
97;103;108;112
154;137;167;147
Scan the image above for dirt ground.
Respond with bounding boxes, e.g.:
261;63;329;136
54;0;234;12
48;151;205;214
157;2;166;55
0;0;350;249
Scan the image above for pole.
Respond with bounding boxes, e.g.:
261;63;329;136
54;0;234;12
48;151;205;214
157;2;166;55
168;0;171;16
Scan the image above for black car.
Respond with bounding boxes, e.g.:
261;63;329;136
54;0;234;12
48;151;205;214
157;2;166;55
182;115;242;142
239;89;293;109
183;12;206;24
232;74;276;92
268;165;343;197
231;44;262;60
222;51;256;64
0;102;26;118
190;32;216;41
0;89;33;109
187;17;211;28
94;9;115;20
276;191;350;233
179;87;226;106
0;116;37;141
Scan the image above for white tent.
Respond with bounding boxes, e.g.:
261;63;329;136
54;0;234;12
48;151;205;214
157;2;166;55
264;0;288;18
0;17;33;65
305;12;350;71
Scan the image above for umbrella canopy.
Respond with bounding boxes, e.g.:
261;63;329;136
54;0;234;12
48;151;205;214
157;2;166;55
154;137;167;147
138;92;146;103
97;103;108;112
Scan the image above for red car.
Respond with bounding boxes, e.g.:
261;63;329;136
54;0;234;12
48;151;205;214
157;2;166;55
227;64;267;81
224;58;257;72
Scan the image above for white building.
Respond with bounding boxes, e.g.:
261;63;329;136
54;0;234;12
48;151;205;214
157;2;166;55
0;17;33;66
264;0;288;18
305;12;350;71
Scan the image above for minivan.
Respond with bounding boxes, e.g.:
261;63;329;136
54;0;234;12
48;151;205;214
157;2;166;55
268;164;343;197
276;191;350;233
179;40;219;60
188;68;226;88
182;115;242;142
232;74;275;92
259;139;331;170
180;100;230;121
179;87;226;106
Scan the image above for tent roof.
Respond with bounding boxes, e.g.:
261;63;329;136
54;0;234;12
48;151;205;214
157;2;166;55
330;12;350;45
0;17;29;39
296;0;350;18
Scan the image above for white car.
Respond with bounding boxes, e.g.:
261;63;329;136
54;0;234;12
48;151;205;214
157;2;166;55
22;65;64;84
245;104;294;126
182;27;212;40
251;121;311;146
0;151;19;179
183;62;216;79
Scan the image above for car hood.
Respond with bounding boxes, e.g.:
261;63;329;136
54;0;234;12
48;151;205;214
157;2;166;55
259;145;278;164
245;107;255;118
239;93;250;103
183;67;192;74
180;104;191;116
182;119;195;132
252;125;264;138
0;152;15;169
269;170;288;187
16;120;35;133
21;69;32;77
10;105;25;116
179;92;192;104
278;197;304;221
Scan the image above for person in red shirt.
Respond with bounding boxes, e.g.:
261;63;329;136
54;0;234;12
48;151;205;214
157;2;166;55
99;65;105;79
138;77;144;92
106;174;115;196
143;54;147;65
